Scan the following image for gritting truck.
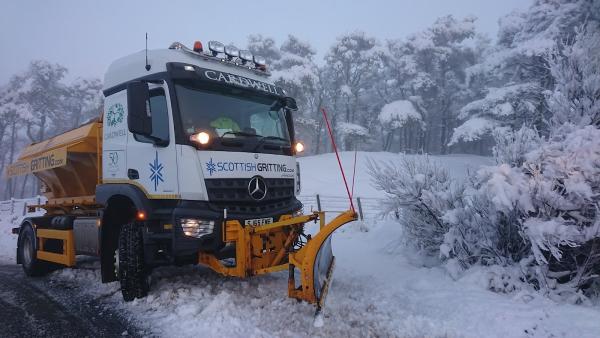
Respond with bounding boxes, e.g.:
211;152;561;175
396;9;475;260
7;40;357;311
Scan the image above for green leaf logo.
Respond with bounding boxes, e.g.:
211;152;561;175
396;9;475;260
107;103;125;127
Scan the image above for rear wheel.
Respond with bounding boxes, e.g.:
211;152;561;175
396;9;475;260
118;222;149;301
18;224;50;277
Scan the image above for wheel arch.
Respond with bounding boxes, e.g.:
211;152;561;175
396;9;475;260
97;184;149;283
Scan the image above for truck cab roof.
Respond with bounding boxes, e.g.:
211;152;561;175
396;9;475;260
103;44;274;93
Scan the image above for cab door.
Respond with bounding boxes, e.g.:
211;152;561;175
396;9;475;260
126;82;179;198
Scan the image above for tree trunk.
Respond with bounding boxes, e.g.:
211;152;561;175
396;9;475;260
19;175;29;198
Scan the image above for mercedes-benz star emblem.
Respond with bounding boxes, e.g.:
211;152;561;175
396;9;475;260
248;176;267;201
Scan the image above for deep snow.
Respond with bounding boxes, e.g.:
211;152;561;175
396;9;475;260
2;152;600;337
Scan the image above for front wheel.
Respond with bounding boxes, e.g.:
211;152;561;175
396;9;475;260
118;222;149;301
18;224;50;277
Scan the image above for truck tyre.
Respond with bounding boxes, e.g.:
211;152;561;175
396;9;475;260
18;224;49;277
118;222;149;301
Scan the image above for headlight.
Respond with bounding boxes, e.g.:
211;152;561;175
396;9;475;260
180;218;215;238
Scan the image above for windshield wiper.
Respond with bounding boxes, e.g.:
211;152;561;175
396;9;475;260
252;136;290;152
220;131;261;139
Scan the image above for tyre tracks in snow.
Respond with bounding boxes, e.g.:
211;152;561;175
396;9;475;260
0;264;141;337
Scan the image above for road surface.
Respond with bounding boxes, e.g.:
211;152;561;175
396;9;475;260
0;264;140;337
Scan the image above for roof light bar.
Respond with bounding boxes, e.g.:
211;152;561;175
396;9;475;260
208;41;225;56
167;41;269;74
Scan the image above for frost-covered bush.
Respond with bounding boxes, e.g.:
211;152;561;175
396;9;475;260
445;126;600;297
368;156;465;255
492;126;541;167
371;127;600;298
522;126;600;293
441;164;531;268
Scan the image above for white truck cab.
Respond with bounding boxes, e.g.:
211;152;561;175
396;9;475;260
96;41;303;275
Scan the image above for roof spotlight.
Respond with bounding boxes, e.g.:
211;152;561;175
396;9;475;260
208;41;225;56
239;50;253;64
253;55;267;71
224;45;240;60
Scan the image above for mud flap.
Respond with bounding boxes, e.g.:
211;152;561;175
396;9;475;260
288;210;357;310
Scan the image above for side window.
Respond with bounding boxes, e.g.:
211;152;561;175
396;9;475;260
134;88;170;144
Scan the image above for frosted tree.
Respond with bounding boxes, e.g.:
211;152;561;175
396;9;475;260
17;60;68;142
546;24;600;131
378;99;424;151
63;78;103;129
271;35;324;153
323;31;382;145
246;34;281;66
453;0;596;145
386;15;479;154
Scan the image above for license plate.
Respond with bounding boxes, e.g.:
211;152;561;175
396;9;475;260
244;217;273;226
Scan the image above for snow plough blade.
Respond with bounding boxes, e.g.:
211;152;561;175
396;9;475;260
288;209;357;309
198;209;357;313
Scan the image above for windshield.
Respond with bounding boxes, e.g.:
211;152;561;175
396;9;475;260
175;82;291;152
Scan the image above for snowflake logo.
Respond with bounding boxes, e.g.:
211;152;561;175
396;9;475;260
106;103;124;127
206;158;216;176
149;151;164;191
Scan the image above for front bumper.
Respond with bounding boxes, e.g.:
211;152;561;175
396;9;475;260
143;198;303;265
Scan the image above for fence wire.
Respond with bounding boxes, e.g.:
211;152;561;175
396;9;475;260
0;195;386;220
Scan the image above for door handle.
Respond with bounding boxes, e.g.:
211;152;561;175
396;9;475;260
128;169;139;180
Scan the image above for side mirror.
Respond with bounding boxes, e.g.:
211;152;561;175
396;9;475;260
283;97;298;111
127;81;152;136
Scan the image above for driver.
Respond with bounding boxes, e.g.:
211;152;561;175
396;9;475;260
210;116;241;136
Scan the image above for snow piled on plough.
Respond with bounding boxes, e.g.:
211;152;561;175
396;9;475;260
2;152;600;337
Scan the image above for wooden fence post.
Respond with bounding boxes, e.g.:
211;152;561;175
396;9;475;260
356;197;364;221
316;194;322;211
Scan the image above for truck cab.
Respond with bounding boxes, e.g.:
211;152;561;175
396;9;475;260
97;41;302;277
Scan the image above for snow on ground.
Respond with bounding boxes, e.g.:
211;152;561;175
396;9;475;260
300;151;492;199
0;198;43;262
2;152;600;337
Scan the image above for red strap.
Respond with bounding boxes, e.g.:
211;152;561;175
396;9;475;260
321;108;355;212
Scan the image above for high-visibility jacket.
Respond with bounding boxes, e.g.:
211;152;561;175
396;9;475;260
210;117;240;131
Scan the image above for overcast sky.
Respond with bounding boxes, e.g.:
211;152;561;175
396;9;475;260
0;0;530;84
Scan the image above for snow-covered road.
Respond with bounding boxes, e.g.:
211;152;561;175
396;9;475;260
1;152;600;337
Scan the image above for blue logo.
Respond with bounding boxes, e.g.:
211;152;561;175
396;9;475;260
206;158;217;176
149;151;164;191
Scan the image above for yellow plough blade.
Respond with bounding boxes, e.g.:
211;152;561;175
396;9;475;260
288;210;357;308
197;209;357;312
